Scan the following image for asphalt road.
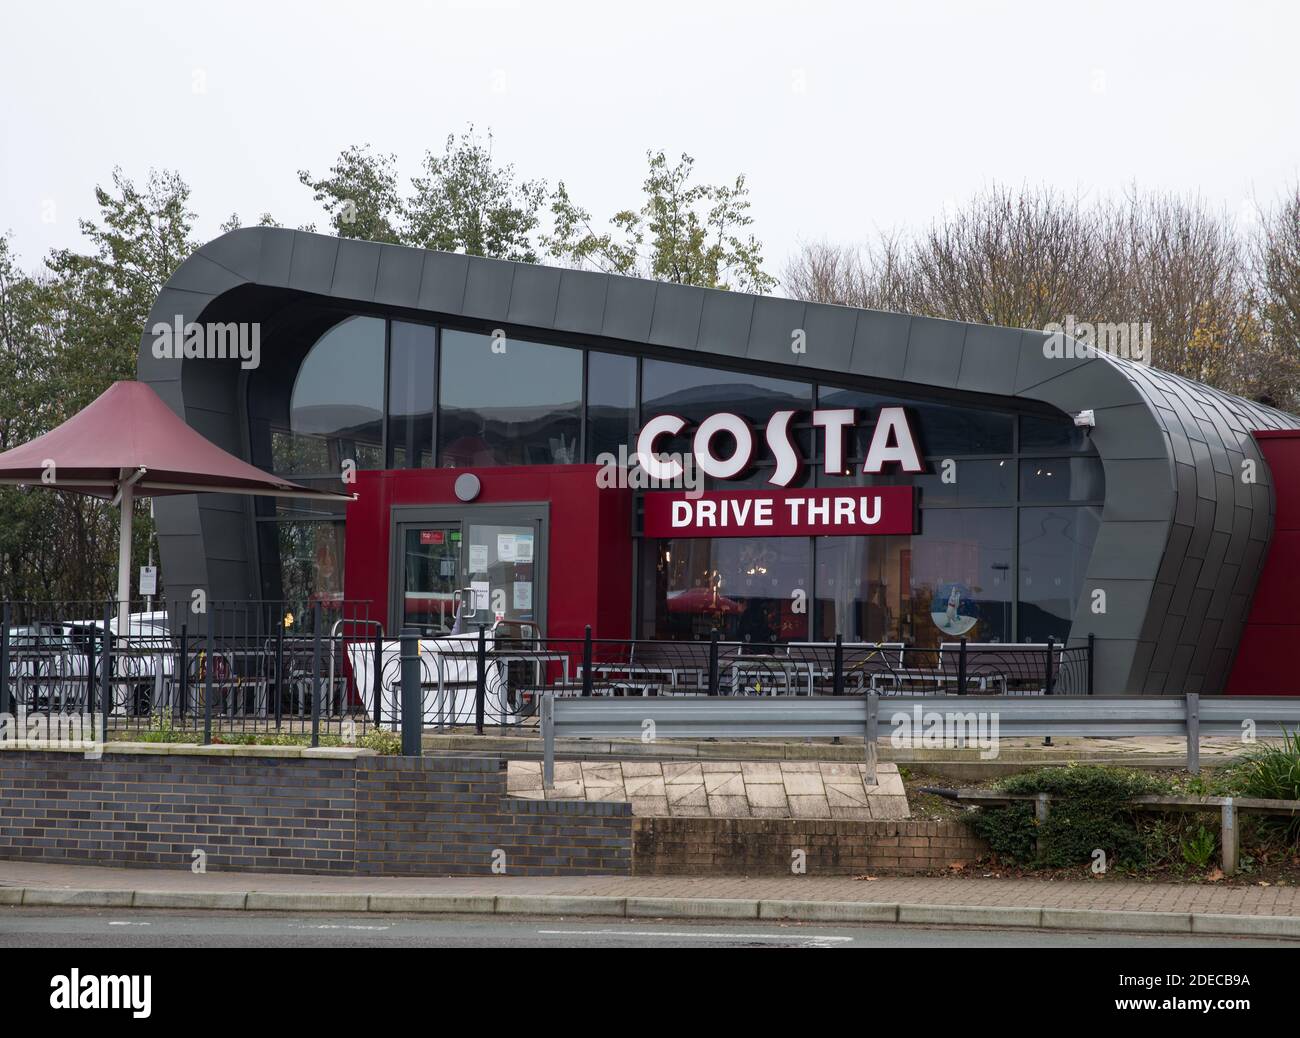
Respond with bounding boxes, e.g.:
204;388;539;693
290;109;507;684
0;908;1292;947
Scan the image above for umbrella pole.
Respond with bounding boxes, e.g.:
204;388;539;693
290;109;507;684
116;481;133;637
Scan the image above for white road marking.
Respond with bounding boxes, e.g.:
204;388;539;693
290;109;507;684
108;921;151;926
537;929;851;946
287;923;393;931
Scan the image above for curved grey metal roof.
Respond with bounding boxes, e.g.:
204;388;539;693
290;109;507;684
138;227;1300;694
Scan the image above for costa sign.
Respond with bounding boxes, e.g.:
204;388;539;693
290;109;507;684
643;486;916;538
635;406;923;486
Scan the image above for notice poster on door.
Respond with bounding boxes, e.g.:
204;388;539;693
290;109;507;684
469;544;489;572
515;533;534;562
420;530;445;545
512;582;533;611
497;533;518;562
471;581;490;611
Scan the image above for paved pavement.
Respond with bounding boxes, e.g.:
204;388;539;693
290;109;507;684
507;759;909;818
2;861;1298;939
1;908;1286;948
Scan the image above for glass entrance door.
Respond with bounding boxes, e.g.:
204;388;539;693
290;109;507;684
391;505;548;636
398;523;461;634
464;520;540;627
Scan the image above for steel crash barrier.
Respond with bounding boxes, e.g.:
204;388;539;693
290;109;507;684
539;693;1300;788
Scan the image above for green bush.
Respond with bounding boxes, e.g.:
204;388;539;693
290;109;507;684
1232;729;1300;838
1179;825;1217;868
968;765;1170;870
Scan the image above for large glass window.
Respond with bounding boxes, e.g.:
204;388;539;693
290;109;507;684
438;330;582;467
586;351;637;463
1019;457;1106;503
818;386;1014;457
387;321;436;468
642;359;811;424
1018;505;1102;643
278;316;386;474
643;537;811;643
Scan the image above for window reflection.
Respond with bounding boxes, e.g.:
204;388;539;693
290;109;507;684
586;351;637;462
280;316;386;474
644;538;810;644
642;359;811;424
438;330;581;467
1018;506;1102;642
388;321;436;468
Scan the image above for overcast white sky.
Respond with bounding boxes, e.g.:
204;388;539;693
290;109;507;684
3;0;1298;279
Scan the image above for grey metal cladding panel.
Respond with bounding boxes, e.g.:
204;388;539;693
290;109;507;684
1249;483;1272;539
554;269;608;336
287;233;340;295
197;229;265;282
331;238;382;301
1139;582;1177;641
1226;506;1253;563
1188;439;1217;500
1074;579;1155;638
163;254;248;298
373;244;426;309
418;251;470;314
196;509;253;562
798;303;857;375
204;557;256;602
1091;640;1140;694
1084;520;1170;581
177;364;241;413
255;229;294;288
1196;532;1231;590
461;256;516;320
144;377;184;414
697;291;756;360
1159;409;1196;465
1185;498;1216;559
1166;644;1197;690
601;275;656;343
152;495;203;537
1014;332;1090;394
1097;459;1176;521
1025;356;1146;413
902;317;964;389
1086;404;1168;461
956;324;1020;396
744;296;804;366
849;311;910;381
1213;474;1236;532
1173;463;1198;526
647;283;705;350
1155;523;1192;586
184;405;243;454
505;261;561;329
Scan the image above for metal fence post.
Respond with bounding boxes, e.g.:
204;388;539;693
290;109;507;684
101;601;113;738
1086;633;1095;696
373;626;383;729
582;625;593;697
273;616;284;731
1221;798;1238;877
178;622;188;721
1044;636;1056;695
310;601;322;748
865;692;879;785
400;627;422;757
0;602;11;719
475;624;486;735
202;616;213;746
1185;691;1200;774
708;629;720;696
542;693;555;789
832;633;844;696
958;636;968;695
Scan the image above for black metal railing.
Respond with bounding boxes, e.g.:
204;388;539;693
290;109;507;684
2;600;1095;743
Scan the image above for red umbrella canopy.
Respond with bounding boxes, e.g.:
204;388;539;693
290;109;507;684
0;381;350;500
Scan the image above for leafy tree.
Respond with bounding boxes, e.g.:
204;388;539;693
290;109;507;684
297;144;404;243
406;127;547;261
545;150;776;293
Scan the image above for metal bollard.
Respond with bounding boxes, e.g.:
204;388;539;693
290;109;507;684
400;628;422;757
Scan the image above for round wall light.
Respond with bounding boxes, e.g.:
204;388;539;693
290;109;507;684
454;473;482;502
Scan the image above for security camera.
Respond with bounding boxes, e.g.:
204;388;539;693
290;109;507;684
1072;410;1096;428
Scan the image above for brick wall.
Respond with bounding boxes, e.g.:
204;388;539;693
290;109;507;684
0;750;631;877
632;817;987;876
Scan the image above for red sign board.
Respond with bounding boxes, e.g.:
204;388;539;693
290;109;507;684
643;487;916;538
420;530;445;545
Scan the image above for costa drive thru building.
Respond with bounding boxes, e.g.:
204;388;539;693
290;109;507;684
137;227;1300;695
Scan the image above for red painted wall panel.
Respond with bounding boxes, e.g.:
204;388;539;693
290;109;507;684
342;465;632;641
1226;431;1300;694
